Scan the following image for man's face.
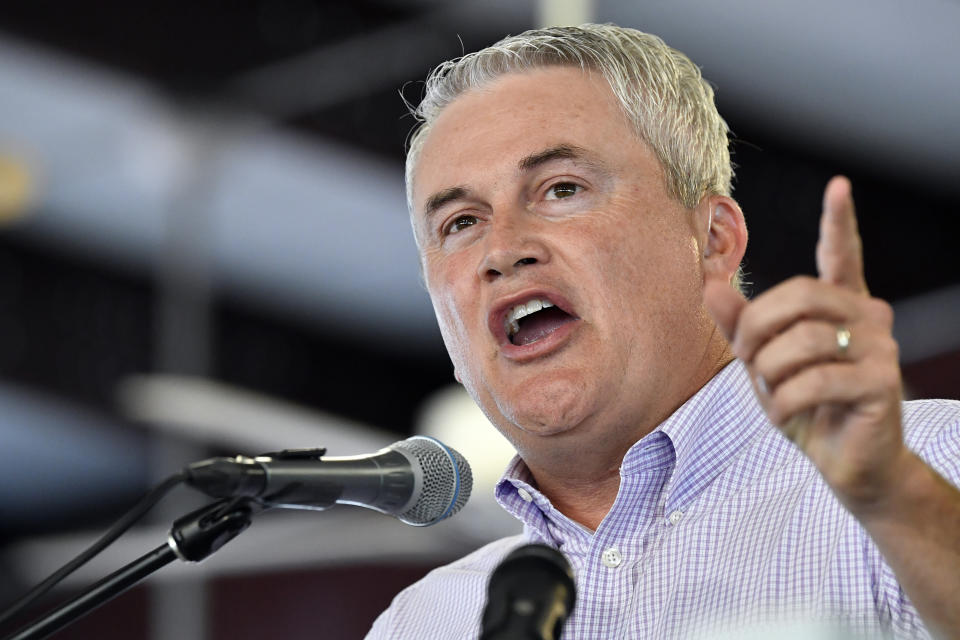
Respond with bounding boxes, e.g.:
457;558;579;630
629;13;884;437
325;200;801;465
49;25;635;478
411;67;718;459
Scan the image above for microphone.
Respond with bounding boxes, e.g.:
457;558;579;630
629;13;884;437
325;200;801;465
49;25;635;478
183;436;472;526
480;543;576;640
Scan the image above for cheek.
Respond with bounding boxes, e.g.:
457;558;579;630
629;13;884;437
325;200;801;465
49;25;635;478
431;289;469;355
586;212;702;315
425;260;487;377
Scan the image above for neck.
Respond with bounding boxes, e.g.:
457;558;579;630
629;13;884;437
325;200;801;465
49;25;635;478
521;335;735;531
527;459;622;531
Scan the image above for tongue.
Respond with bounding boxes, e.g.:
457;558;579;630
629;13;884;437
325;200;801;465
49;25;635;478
512;307;574;346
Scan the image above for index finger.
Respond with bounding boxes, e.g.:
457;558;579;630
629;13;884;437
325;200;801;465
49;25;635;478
816;176;868;294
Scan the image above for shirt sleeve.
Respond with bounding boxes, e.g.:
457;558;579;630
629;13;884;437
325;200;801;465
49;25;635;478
365;592;402;640
872;399;960;637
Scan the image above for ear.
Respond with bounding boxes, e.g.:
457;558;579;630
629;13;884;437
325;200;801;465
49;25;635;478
696;195;747;285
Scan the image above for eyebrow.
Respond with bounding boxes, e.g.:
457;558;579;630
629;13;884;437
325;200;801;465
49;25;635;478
423;186;471;221
420;144;604;222
517;144;596;173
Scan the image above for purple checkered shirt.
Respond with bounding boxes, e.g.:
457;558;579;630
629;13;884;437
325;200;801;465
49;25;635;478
368;361;960;638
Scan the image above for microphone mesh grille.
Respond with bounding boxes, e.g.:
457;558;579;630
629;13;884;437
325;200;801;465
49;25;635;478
395;437;473;526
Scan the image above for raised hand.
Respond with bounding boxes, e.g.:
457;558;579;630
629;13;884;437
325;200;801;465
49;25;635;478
704;176;907;509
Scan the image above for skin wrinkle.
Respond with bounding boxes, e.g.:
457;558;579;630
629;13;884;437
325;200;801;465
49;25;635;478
424;186;470;223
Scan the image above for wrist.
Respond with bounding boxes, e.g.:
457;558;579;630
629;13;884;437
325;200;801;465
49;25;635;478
844;447;929;525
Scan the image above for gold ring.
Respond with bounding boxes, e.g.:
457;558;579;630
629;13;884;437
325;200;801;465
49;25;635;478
836;326;851;357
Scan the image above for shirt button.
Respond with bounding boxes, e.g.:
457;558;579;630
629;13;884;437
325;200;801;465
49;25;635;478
517;488;533;502
601;547;622;568
668;510;684;525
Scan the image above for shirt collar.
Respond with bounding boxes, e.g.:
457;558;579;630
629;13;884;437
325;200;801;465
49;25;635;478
655;359;768;513
494;455;557;542
494;359;768;533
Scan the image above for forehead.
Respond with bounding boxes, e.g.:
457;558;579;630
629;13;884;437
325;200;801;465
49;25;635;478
411;67;638;215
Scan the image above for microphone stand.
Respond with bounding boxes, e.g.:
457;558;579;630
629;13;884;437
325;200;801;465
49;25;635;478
4;497;261;640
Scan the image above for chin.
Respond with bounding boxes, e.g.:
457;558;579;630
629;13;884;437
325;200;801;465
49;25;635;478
494;371;594;437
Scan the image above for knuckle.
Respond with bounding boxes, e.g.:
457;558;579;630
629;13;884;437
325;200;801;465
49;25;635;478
882;336;899;360
782;275;817;301
793;275;818;299
792;275;818;287
868;298;894;328
864;358;899;394
863;330;899;361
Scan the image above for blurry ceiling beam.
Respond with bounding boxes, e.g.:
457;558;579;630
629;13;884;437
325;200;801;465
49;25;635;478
117;374;396;455
228;17;450;119
228;4;526;119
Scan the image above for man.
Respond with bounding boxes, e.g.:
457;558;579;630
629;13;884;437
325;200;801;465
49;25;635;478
368;24;960;638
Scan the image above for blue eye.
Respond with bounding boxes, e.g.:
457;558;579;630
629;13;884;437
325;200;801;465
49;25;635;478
546;182;581;200
446;215;478;235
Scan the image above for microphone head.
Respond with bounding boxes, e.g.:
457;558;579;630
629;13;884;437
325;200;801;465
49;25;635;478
481;543;576;640
391;436;473;526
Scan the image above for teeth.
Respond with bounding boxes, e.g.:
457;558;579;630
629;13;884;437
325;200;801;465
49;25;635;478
505;298;555;337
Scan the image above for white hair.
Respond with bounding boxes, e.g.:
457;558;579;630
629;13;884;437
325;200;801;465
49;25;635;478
405;23;733;211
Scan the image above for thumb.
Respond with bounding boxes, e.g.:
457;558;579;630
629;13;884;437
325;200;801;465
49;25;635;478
817;176;868;293
704;277;748;343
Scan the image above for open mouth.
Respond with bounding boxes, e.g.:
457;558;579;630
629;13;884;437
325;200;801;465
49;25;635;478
504;297;577;346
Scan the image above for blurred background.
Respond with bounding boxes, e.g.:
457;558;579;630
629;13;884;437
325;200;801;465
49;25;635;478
0;0;957;637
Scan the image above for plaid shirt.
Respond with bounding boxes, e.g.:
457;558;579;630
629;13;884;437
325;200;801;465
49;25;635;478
368;361;960;639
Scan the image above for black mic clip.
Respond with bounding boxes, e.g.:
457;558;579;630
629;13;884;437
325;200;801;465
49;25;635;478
167;498;263;563
255;448;326;459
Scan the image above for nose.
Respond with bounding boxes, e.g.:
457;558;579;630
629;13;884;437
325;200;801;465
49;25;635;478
476;211;550;282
